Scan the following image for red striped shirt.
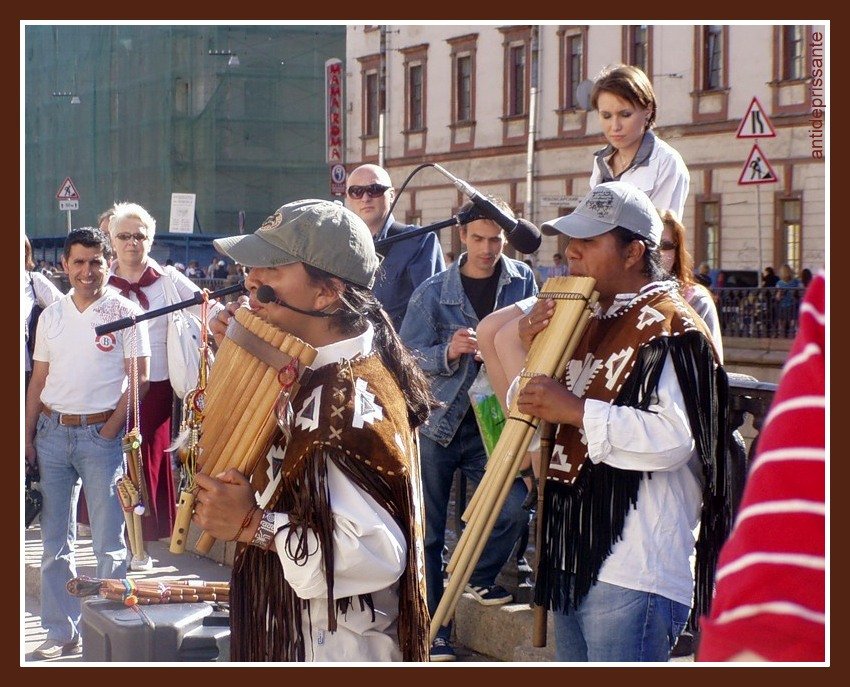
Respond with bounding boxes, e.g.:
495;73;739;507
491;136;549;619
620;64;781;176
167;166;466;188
698;273;826;662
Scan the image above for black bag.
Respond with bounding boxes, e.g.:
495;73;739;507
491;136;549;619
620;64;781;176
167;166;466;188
27;275;43;357
25;463;42;528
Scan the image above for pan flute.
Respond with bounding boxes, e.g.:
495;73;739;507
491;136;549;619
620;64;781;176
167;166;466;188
169;307;318;555
430;275;598;641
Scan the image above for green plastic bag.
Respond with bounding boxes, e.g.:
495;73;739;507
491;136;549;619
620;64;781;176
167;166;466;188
468;366;506;458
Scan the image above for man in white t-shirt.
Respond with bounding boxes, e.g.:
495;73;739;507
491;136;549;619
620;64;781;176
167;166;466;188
24;226;151;661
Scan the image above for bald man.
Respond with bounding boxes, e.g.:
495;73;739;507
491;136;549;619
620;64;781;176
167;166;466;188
346;164;445;330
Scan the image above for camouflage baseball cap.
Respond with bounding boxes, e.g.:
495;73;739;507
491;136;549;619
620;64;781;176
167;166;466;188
214;199;380;288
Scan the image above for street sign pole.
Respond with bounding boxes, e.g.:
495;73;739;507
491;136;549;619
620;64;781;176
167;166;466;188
56;178;80;233
736;97;776;277
756;184;763;277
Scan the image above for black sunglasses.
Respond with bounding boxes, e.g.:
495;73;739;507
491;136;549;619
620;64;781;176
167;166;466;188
660;241;679;251
347;183;390;199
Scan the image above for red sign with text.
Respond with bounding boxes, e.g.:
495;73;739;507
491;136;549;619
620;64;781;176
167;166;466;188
325;58;343;164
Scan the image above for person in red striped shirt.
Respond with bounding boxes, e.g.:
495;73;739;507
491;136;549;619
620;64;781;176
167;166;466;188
698;272;826;662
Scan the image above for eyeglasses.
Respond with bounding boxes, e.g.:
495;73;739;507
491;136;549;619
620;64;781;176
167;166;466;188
347;183;390;199
660;241;678;251
114;233;149;242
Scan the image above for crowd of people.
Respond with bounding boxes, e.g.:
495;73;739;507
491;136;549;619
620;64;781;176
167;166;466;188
24;62;824;664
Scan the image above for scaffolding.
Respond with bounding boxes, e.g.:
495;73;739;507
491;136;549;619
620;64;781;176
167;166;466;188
24;25;346;246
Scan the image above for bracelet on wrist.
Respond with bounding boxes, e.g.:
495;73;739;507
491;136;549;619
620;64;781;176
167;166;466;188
250;509;277;550
232;503;259;542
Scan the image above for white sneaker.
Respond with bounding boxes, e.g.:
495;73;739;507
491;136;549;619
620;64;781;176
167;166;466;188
129;554;154;571
33;636;81;660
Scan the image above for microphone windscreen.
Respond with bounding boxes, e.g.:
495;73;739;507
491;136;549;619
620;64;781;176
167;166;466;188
506;218;542;254
256;285;277;304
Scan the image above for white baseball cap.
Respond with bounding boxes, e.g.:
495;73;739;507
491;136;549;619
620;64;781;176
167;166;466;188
541;181;663;247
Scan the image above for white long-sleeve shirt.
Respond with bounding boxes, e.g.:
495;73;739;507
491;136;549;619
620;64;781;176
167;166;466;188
509;289;704;608
262;324;409;661
584;356;703;608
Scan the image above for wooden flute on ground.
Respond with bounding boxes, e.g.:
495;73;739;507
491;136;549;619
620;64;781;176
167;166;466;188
430;276;598;642
67;576;230;604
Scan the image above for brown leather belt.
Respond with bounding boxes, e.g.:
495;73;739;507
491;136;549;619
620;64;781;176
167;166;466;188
42;407;113;427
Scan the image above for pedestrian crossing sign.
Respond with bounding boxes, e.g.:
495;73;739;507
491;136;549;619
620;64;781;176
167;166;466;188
56;177;80;200
738;144;778;185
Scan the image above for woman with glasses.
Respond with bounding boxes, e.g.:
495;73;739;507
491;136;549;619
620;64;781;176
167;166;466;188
101;201;222;569
658;209;723;362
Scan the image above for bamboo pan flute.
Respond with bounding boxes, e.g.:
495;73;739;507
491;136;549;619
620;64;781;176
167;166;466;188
169;307;318;555
430;275;598;642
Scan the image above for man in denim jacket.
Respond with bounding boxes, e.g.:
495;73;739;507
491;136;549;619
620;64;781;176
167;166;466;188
400;197;537;661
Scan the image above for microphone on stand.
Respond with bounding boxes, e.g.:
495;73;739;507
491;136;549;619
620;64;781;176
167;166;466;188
255;285;331;318
432;164;542;254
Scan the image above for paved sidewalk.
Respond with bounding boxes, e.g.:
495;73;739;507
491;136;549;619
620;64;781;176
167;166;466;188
23;525;690;664
23;525;490;664
23;524;231;664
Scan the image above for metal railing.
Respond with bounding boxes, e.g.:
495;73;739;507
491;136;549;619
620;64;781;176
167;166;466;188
713;287;806;339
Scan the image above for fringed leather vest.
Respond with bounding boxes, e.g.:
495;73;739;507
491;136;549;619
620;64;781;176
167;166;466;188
534;283;732;625
231;353;430;662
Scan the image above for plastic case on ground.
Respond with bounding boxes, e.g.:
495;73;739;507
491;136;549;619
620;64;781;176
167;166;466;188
81;598;230;662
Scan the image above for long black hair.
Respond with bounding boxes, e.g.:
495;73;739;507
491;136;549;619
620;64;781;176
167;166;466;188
303;264;435;428
611;226;667;282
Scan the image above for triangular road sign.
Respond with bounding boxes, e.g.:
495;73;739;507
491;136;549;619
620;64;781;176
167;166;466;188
738;143;778;185
56;177;80;200
736;96;776;138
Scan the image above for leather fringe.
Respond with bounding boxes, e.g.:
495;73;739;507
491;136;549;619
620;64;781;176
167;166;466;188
230;447;429;662
534;333;732;623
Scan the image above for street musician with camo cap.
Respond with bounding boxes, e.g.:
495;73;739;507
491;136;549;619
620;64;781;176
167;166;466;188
192;199;433;662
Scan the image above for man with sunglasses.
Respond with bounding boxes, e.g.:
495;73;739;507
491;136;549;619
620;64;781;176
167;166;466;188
346;164;445;331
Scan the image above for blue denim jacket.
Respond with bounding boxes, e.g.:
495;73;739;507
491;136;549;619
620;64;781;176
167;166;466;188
399;254;537;446
373;218;446;331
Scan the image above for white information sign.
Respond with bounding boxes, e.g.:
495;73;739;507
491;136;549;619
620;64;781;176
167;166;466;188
169;193;197;234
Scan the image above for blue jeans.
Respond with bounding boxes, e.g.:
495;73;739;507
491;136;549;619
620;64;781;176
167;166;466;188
553;578;690;662
35;411;128;642
419;411;529;639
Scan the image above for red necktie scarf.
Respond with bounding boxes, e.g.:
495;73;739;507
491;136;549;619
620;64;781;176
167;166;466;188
108;266;160;310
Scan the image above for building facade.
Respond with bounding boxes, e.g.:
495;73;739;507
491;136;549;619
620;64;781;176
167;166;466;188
344;23;827;277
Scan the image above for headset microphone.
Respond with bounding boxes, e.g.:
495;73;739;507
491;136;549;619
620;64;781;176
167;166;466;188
255;285;332;317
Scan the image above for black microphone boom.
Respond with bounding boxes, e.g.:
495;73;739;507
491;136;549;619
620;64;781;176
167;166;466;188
432;164;542;254
94;281;247;336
